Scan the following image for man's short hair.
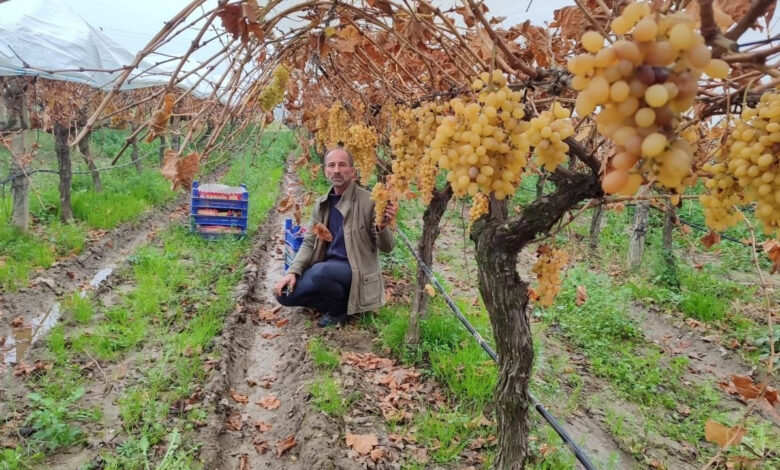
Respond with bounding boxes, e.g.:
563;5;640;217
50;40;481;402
323;145;354;167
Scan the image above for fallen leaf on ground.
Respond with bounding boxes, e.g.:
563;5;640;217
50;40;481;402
253;420;272;432
370;447;385;462
276;434;296;457
704;419;746;448
277;195;296;213
261;332;282;340
257;395;281;410
254;438;270;454
13;360;52;377
238;453;250;470
346;432;378;455
312;222;333;242
731;374;763;400
10;316;23;327
247;378;259;387
257;308;280;322
230;389;249;404
259;375;277;388
676;404;691;416
275;318;290;328
226;412;243;431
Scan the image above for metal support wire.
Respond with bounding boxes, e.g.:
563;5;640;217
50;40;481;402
395;227;597;470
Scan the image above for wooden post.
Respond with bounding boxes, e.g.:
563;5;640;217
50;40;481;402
589;202;604;254
53;122;73;223
2;78;31;232
77;129;103;192
130;124;143;172
628;198;649;270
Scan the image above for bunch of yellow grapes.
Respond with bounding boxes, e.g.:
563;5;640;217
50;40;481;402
469;192;489;224
531;246;569;307
432;70;530;200
389;105;425;192
319;102;349;149
568;1;727;195
257;65;290;112
414;102;443;203
371;182;390;227
525;103;574;171
701;92;780;236
344;124;378;183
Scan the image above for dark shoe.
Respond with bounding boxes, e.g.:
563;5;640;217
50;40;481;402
317;312;347;327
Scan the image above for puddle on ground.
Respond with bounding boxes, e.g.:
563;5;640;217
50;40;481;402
1;264;116;365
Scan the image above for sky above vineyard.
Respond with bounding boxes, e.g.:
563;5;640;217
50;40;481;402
60;0;572;56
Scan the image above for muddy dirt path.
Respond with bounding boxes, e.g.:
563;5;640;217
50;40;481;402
0;197;190;368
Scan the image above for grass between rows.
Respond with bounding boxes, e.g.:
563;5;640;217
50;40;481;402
0;129;178;292
1;129;294;469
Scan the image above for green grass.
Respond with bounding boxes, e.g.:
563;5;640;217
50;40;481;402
309;375;354;417
6;128;294;468
307;337;340;370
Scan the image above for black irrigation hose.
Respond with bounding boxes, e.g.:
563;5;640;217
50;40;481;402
645;204;749;246
395;227;597;470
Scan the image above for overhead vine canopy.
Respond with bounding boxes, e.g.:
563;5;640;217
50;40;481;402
71;0;780;235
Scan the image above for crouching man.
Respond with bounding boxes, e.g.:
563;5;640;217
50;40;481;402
273;147;395;327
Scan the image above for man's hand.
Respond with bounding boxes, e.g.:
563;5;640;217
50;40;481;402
274;273;297;297
377;201;397;230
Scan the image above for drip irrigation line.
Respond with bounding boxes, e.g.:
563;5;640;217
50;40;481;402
395;227;597;470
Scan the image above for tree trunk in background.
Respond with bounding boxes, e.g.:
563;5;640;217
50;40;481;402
158;135;166;166
77;129;103;192
589;202;604;254
171;116;181;151
53;122;73;223
2;78;30;232
405;184;453;347
197;120;213;148
662;203;680;288
628;198;649;269
130;124;143;172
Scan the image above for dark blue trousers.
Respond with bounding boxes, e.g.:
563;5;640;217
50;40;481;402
276;260;352;316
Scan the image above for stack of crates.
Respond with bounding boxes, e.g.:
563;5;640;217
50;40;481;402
284;218;305;271
190;181;249;238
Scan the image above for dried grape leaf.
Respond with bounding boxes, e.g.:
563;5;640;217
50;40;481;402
346;432;378;455
253;420;272;432
704;419;746;448
701;231;721;248
276;434;296;457
145;94;174;143
256;395;281;410
230;389;249;404
226;412;243;431
277;195;296;213
762;240;780;274
312;223;333;242
576;285;588;306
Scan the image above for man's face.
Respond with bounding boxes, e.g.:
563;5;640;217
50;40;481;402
324;150;355;188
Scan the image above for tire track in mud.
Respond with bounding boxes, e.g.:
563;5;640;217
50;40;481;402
199;170;349;469
0;194;192;368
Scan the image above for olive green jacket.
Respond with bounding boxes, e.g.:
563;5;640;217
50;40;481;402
288;181;395;315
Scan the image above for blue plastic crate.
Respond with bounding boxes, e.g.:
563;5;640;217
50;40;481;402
190;181;249;238
284;218;305;271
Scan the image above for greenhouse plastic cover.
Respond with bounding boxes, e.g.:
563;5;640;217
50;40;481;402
0;0;212;96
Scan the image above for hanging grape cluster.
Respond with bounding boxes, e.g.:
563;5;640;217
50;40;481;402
525;103;575;171
316;102;350;150
371;182;390;227
469;192;489;224
701;92;780;236
257;65;290;112
344;124;378;184
432;70;530;200
569;1;727;195
531;245;569;307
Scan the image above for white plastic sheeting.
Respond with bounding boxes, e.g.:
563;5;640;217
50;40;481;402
0;0;215;97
